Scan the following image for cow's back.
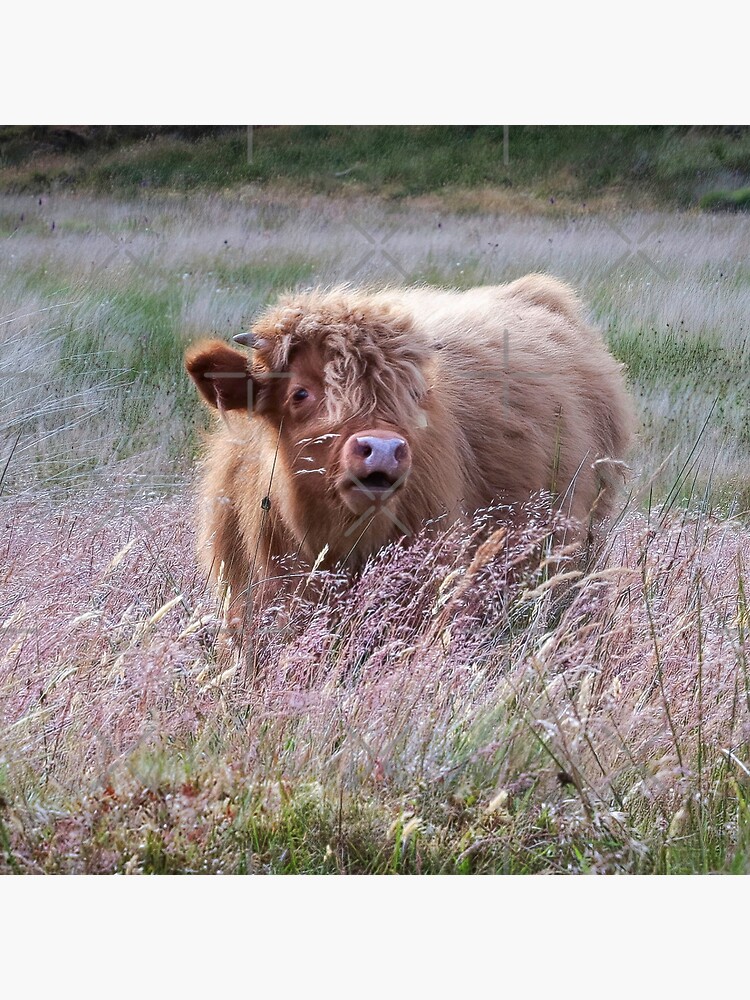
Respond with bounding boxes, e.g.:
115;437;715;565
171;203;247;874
374;278;634;522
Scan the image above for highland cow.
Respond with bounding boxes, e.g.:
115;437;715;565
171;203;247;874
186;276;635;628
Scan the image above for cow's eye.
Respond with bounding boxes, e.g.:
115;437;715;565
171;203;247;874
291;387;309;404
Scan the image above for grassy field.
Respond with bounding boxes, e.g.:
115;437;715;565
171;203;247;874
3;126;750;211
1;171;750;873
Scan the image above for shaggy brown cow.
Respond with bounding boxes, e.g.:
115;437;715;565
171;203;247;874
186;276;635;627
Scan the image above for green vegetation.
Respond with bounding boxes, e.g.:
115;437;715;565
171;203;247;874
3;125;750;210
699;186;750;212
6;748;750;874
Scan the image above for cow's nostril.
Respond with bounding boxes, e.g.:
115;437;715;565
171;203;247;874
348;433;411;478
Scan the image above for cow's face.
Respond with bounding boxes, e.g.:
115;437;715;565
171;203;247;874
186;336;424;522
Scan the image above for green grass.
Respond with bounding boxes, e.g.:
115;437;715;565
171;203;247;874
8;755;748;874
194;255;317;291
3;126;750;210
700;187;750;212
0;233;326;494
609;323;750;386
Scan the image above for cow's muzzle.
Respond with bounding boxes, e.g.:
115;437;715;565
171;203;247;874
339;430;412;513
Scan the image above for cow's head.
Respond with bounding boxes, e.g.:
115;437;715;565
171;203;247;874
186;292;435;542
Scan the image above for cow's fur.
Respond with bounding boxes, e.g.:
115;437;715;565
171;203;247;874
185;276;635;624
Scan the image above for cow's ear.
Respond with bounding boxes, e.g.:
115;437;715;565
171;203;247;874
185;340;253;412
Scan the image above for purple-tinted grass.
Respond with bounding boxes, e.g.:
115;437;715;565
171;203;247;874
1;491;749;872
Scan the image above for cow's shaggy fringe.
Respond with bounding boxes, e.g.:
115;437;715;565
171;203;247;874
1;494;749;873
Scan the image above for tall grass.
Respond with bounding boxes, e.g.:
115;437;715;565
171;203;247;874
1;189;749;872
1;494;748;873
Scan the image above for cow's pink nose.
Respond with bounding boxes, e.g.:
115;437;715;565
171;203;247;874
352;435;407;472
342;431;412;487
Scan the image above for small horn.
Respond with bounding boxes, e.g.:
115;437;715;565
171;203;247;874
234;332;269;351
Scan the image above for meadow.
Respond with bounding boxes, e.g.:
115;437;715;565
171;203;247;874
1;182;749;873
